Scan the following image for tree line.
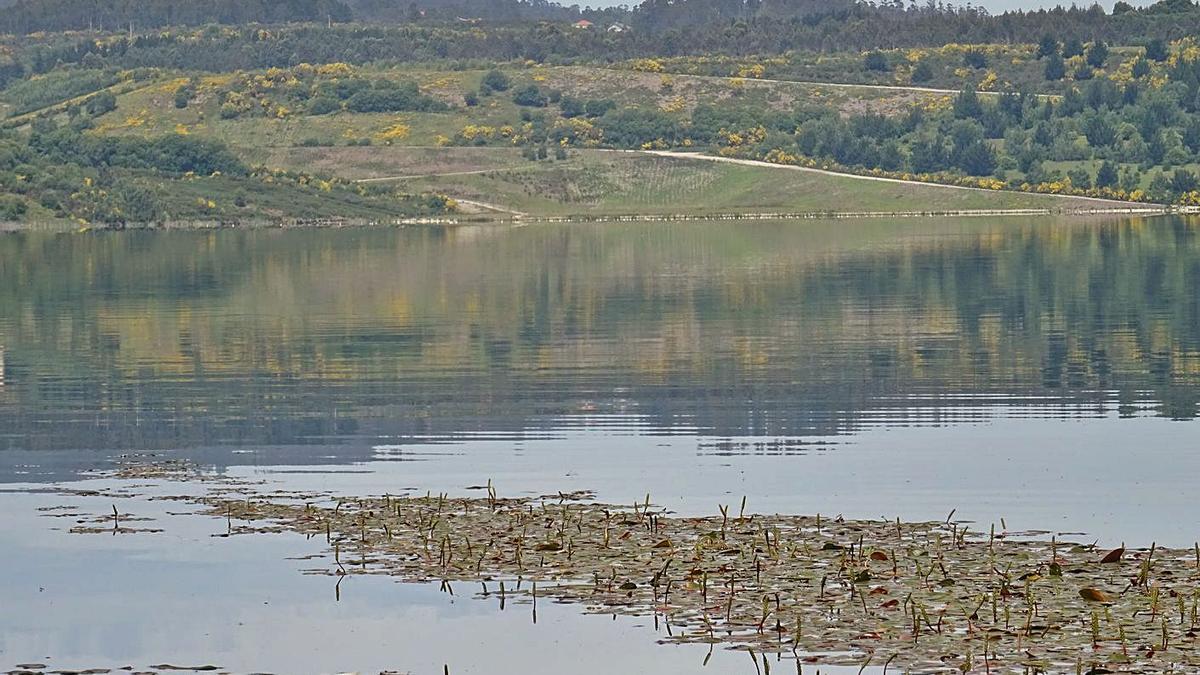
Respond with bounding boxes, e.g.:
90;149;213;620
4;0;1200;56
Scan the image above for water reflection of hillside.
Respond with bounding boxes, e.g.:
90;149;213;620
0;216;1198;459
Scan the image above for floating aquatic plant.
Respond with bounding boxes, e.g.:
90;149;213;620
55;461;1200;674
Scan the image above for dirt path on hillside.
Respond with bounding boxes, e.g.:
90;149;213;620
633;150;1158;208
617;69;1055;99
452;198;527;216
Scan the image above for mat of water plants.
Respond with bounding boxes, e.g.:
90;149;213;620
46;460;1200;674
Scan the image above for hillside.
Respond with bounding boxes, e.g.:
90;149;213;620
330;147;1134;216
8;4;1200;225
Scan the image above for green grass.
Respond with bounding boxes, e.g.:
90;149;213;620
259;145;525;179
393;149;1127;216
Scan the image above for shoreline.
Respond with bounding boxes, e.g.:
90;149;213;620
0;205;1186;233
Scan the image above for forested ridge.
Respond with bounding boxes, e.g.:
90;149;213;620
4;0;1200;49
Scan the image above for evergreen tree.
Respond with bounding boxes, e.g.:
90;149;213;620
1086;41;1109;69
1037;34;1059;59
953;86;984;120
1145;38;1170;63
1045;54;1066;81
1171;168;1198;193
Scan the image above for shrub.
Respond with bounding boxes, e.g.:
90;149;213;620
584;99;615;118
308;97;341;115
1132;58;1152;79
173;85;191;109
0;194;26;220
345;81;443;113
1067;167;1092;189
911;61;934;83
84;91;117;116
963;50;988;69
480;69;511;93
1145;38;1169;63
512;84;548;107
560;95;585;118
863;51;889;72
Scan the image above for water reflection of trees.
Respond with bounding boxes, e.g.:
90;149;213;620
0;216;1197;454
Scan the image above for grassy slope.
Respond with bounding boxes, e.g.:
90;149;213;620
135;173;439;221
344;149;1126;216
259;145;526;180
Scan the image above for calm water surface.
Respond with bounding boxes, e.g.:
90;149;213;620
2;216;1200;671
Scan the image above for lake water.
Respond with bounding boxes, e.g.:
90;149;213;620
3;216;1200;672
